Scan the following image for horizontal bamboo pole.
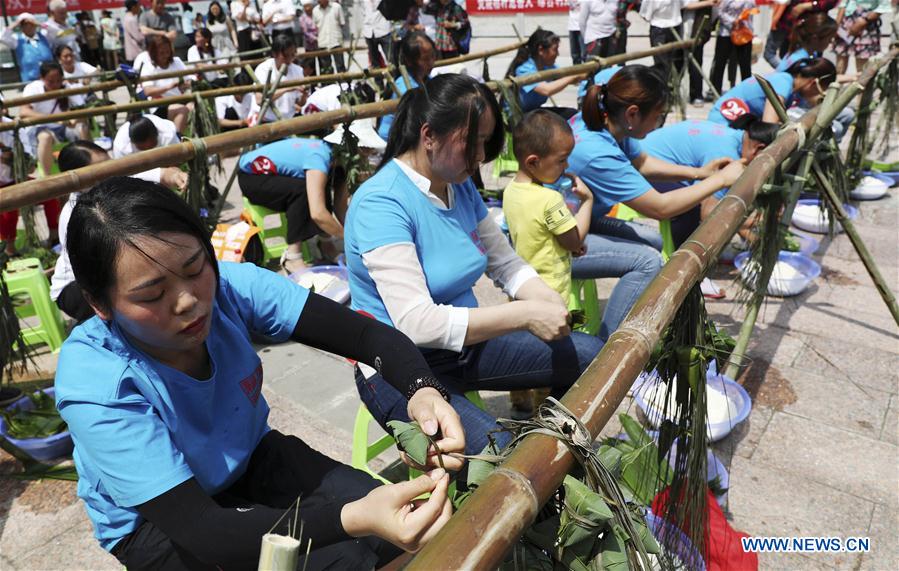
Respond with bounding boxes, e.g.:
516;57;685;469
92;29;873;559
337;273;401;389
0;40;531;130
0;46;359;108
0;38;695;209
407;48;897;571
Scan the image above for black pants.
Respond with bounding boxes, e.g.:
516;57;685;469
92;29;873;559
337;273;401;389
711;36;751;94
318;50;346;74
56;281;94;323
111;431;401;571
649;25;684;82
585;36;614;58
238;172;325;244
237;28;264;58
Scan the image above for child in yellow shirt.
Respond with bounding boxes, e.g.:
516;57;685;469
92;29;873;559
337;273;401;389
503;109;593;301
502;109;593;417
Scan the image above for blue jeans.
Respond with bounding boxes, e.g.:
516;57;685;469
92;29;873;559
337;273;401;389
355;331;603;455
571;217;664;342
764;29;787;69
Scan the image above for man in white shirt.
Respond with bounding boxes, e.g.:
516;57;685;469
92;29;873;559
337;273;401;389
313;0;346;73
253;35;306;122
362;0;392;70
45;0;81;60
263;0;297;43
112;113;187;188
640;1;717;80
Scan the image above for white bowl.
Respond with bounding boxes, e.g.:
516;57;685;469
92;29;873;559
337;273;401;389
734;252;821;297
791;199;859;234
850;176;889;200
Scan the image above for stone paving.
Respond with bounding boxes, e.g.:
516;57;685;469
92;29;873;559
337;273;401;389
1;11;897;571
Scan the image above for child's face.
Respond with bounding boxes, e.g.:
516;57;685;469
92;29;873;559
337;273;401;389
525;130;574;185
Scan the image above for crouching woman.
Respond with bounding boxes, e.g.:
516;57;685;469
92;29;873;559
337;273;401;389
55;177;465;570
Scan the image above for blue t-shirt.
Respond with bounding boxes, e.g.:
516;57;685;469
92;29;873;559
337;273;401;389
378;76;419;141
345;160;489;327
238;138;332;178
15;33;54;82
567;113;649;218
708;72;794;124
642;119;744;199
577;64;622;99
776;48;810;73
55;262;309;551
515;58;558;112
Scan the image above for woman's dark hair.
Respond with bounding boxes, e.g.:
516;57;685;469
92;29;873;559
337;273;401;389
53;44;74;60
68;177;219;310
380;73;504;172
791;13;838;52
785;56;837;88
231;70;253;87
58;140;106;172
582;64;669;132
128;115;159;146
147;35;174;67
398;31;436;82
39;61;63;78
506;28;560;78
729;114;779;146
207;1;227;23
196;27;215;55
271;34;296;57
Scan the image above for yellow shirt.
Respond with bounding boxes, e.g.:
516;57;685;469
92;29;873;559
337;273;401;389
502;180;577;298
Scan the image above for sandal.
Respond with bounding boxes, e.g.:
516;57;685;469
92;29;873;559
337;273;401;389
279;250;308;275
700;277;726;300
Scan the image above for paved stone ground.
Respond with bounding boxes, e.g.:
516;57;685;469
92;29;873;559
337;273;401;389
1;11;897;571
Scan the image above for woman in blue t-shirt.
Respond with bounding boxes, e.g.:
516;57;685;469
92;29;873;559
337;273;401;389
345;74;603;455
56;178;464;570
238;127;385;273
506;28;583;118
776;13;838;73
378;31;437;141
567;65;746;338
708;57;837;125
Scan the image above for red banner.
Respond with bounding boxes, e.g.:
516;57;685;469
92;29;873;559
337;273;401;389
467;0;570;15
2;0;126;18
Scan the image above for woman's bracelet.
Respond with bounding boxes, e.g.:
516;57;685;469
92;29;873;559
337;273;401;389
406;376;451;402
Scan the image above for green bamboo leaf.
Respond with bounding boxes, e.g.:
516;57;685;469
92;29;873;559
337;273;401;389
597;529;627;571
558;475;614;548
386;420;429;466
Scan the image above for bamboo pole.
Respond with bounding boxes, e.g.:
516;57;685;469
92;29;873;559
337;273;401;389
257;534;299;571
406;48;898;571
0;46;359;109
0;38;697;209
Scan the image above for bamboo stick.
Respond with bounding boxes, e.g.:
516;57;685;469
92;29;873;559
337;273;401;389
406;48;898;571
0;38;698;208
0;46;359;109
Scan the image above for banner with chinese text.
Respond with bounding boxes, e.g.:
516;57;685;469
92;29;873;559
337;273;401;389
467;0;569;15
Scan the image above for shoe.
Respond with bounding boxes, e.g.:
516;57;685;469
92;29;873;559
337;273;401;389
700;277;726;299
691;98;705;107
703;92;716;102
280;250;308;275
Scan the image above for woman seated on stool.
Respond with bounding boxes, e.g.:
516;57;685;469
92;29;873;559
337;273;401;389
215;71;256;131
112;113;188;190
237;121;386;273
55;177;464;570
567;65;746;337
345;74;604;455
506;28;584;118
140;35;191;133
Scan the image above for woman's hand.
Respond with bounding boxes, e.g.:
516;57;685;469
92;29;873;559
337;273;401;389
524;299;571;342
341;469;452;552
406;388;466;471
714;158;747;188
697;157;733;180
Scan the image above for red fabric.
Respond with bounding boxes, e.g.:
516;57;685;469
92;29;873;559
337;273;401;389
652;488;758;571
0;198;62;242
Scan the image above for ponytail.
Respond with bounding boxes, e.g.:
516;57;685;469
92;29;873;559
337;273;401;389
505;28;560;78
580;65;668;133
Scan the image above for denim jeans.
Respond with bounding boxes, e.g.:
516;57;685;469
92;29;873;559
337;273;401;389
571;217;664;342
763;29;787;69
355;331;603;455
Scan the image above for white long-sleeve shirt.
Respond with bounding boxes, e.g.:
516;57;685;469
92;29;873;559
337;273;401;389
360;159;538;352
362;0;392;39
313;1;345;49
579;0;618;44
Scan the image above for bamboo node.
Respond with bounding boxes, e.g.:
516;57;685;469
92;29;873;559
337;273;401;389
719;193;748;212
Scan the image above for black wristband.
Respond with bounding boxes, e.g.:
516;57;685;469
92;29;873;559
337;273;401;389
405;376;451;402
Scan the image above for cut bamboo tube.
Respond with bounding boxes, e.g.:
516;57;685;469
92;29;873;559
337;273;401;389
406;47;898;571
257;534;299;571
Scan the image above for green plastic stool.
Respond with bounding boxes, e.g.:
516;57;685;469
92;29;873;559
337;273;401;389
241;198;289;264
491;132;519;178
611;204;676;261
569;279;601;336
351;390;486;484
2;258;67;352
